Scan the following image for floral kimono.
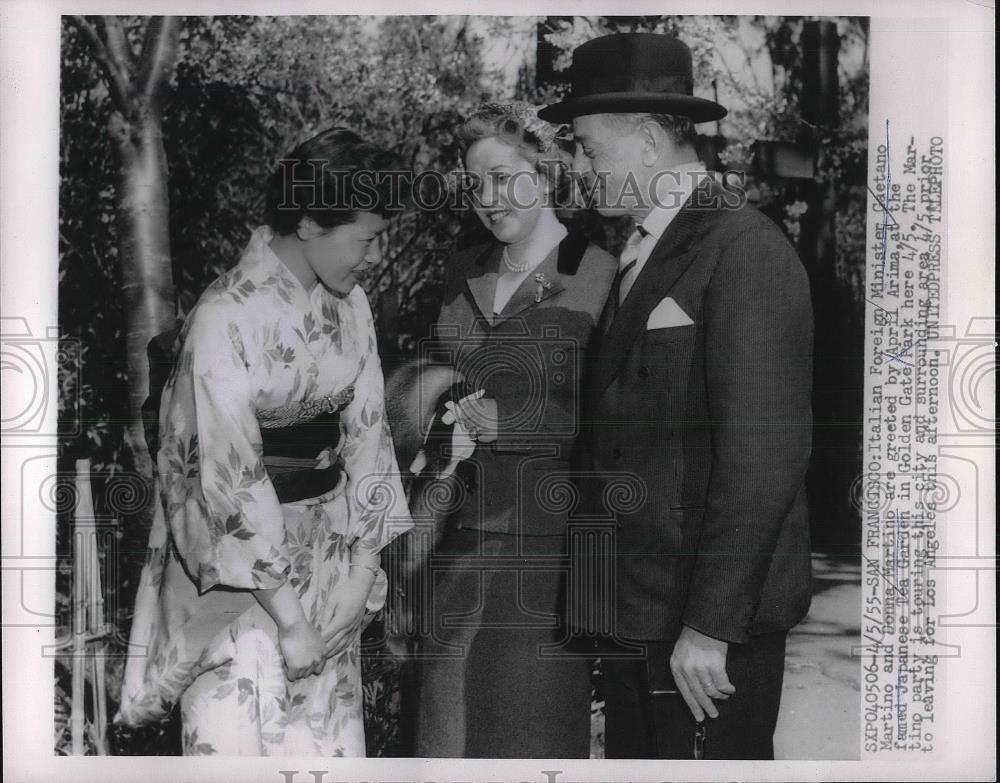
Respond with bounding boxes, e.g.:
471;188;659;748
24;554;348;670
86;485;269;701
116;226;411;756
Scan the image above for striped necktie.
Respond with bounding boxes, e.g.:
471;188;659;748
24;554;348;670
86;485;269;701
617;225;648;307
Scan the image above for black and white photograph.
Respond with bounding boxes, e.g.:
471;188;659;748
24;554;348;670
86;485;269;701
0;3;994;781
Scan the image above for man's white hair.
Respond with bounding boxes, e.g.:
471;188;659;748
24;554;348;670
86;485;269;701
602;112;697;147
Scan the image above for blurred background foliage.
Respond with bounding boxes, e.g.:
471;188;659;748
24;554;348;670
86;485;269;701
57;14;868;756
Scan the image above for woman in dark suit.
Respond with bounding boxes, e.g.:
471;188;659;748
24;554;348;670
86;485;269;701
411;103;616;758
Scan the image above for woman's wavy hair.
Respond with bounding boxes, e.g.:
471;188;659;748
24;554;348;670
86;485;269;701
266;127;404;235
455;103;572;206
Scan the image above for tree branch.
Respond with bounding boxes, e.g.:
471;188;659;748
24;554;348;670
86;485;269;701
68;15;131;114
137;16;181;103
101;16;136;75
374;228;425;290
408;17;424;58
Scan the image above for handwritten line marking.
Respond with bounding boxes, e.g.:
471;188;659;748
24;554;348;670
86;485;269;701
881;351;914;367
862;553;906;597
868;185;901;229
866;297;897;315
881;335;927;367
878;120;893;296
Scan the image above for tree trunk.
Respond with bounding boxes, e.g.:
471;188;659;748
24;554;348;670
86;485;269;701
110;103;176;478
70;15;181;478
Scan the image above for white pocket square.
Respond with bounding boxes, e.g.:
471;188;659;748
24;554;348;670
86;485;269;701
646;297;694;329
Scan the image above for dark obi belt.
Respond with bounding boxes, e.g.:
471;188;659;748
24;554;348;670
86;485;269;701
259;409;345;503
141;322;350;504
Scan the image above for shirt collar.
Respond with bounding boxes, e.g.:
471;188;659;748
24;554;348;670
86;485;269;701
639;162;709;240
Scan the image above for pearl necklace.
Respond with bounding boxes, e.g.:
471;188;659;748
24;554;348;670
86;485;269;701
502;248;536;274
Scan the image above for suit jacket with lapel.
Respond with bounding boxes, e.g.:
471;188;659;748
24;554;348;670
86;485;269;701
578;178;815;644
433;231;617;537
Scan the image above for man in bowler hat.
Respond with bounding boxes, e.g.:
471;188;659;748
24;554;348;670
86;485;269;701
540;33;814;759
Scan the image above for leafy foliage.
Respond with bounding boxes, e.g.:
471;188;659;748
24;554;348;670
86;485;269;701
58;14;868;755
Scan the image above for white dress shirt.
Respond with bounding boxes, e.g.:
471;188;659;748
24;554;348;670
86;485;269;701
619;162;708;304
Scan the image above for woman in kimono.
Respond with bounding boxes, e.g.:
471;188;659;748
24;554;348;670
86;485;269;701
410;103;617;757
116;128;412;756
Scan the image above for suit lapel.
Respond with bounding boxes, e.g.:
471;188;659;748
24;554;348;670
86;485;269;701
590;178;725;398
464;245;502;321
496;245;565;318
491;230;588;320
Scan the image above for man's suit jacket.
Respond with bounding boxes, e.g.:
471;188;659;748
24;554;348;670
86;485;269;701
433;231;616;537
578;177;814;644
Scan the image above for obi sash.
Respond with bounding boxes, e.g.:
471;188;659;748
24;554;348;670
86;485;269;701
258;387;355;504
143;322;354;505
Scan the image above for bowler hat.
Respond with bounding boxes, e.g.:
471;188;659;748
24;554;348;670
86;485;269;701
538;33;727;124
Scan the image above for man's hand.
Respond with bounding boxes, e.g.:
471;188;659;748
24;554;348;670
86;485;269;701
670;625;736;721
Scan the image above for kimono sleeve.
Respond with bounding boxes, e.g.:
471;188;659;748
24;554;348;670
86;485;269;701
338;288;413;559
158;301;291;593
